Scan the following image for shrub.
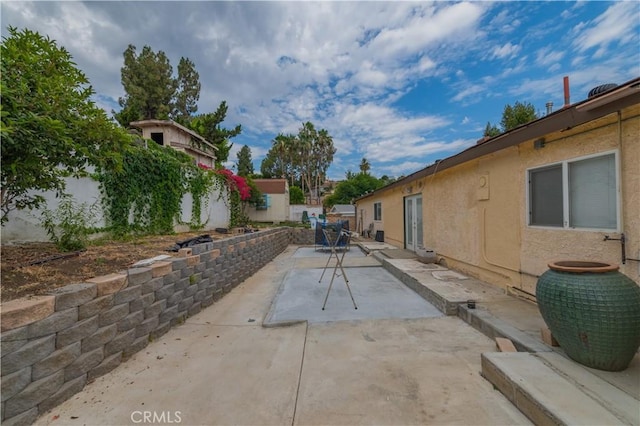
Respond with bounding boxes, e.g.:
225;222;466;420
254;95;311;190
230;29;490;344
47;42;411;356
41;196;98;251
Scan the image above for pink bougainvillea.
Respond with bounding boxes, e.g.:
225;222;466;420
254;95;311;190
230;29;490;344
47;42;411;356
213;167;250;201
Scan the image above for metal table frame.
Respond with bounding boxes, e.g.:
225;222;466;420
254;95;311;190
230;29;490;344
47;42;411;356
319;228;358;310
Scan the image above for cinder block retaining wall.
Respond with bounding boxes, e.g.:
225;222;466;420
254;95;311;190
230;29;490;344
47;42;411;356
288;228;315;245
0;228;308;425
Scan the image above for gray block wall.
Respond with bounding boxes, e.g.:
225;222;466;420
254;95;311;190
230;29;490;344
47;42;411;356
288;228;315;245
0;228;292;425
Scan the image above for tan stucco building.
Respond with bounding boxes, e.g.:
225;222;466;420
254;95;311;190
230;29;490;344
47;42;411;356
248;179;290;223
131;120;217;168
356;78;640;297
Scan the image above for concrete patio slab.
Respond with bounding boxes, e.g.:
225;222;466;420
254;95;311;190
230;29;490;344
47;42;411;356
295;317;530;425
264;267;443;326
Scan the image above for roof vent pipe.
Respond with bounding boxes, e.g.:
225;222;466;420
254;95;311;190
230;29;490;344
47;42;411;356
546;102;553;115
563;76;570;108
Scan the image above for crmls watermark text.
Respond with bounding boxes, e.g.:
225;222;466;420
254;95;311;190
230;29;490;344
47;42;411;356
131;411;182;424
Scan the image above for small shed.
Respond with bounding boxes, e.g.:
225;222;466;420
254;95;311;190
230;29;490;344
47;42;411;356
248;179;290;223
130;119;217;168
329;204;356;216
327;204;355;231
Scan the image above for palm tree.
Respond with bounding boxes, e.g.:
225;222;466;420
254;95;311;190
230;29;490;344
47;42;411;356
273;134;289;179
360;158;371;175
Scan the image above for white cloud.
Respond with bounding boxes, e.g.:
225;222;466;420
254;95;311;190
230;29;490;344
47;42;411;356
487;8;521;33
573;2;639;53
2;1;638;182
535;47;565;67
377;161;426;177
490;42;520;60
452;84;486;103
366;138;474;165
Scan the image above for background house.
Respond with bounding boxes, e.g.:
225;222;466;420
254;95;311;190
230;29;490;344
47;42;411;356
328;204;355;216
131;119;217;167
327;204;355;231
248;179;290;223
356;78;640;298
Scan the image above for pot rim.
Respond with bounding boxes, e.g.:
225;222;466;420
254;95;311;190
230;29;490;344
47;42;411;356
548;260;619;273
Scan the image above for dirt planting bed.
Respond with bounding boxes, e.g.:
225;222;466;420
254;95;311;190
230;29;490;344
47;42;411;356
0;231;232;303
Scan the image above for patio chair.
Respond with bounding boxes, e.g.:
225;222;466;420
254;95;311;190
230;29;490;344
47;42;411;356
364;223;374;239
315;221;350;251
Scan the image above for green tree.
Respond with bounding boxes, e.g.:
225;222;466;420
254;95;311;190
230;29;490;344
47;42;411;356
1;27;127;224
483;101;538;138
289;186;305;204
236;145;254;177
501;101;538;131
324;173;383;207
244;178;263;209
173;57;201;124
275;133;295;179
260;153;277;178
260;133;296;181
359;158;371;175
295;122;336;203
379;175;396;186
260;123;335;201
311;128;336;201
483;121;500;138
114;44;177;126
188;101;242;167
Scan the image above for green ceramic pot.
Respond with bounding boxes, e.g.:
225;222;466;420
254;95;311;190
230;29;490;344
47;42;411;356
536;261;640;371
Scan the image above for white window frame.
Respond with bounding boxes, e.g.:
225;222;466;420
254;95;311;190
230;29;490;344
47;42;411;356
526;149;620;231
373;202;382;221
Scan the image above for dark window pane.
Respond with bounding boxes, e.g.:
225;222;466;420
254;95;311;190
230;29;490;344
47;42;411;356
530;165;563;226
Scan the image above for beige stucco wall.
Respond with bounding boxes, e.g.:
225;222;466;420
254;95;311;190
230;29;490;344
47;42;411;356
356;189;405;244
518;106;640;291
248;193;290;223
421;151;523;288
356;104;639;293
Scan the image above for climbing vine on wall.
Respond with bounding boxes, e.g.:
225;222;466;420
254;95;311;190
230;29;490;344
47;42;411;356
96;136;255;237
97;140;218;237
211;167;251;228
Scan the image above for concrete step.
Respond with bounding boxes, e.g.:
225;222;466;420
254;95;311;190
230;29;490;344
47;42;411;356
482;352;639;426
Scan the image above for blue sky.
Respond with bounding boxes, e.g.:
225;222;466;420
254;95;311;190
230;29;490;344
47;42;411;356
2;1;639;180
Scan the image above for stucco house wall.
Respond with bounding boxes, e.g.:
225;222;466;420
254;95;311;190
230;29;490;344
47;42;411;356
356;195;388;240
248;193;289;223
356;83;639;294
517;105;639;293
